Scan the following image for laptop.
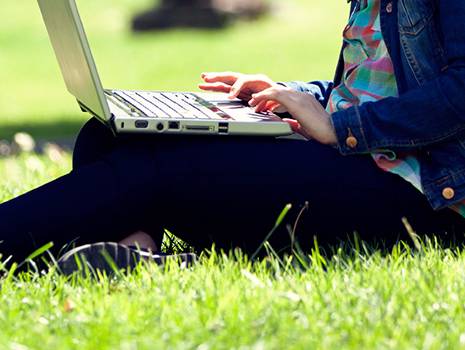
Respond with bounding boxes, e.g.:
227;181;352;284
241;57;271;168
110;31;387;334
36;0;292;137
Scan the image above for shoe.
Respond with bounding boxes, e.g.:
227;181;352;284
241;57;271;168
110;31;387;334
132;5;228;31
57;242;197;275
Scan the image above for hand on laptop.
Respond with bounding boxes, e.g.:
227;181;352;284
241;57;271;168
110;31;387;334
199;72;287;113
249;86;337;146
199;71;337;145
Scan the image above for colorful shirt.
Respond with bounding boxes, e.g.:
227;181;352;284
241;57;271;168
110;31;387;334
327;0;465;217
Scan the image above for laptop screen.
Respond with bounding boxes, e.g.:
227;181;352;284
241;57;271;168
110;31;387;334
37;0;111;121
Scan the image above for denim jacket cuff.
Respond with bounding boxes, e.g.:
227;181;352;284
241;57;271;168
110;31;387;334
331;105;370;155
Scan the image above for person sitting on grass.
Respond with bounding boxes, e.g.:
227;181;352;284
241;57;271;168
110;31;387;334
0;0;464;274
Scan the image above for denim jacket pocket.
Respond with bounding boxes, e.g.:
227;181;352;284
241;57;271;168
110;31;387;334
398;0;435;35
397;0;446;86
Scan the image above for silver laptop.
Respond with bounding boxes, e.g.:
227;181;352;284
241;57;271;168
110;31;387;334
36;0;292;137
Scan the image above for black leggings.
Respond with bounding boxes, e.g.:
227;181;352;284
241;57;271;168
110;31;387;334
0;118;464;261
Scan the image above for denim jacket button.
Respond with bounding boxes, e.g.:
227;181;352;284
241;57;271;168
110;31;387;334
386;2;393;13
346;136;358;149
442;187;455;200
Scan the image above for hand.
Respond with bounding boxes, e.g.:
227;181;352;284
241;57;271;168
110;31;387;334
249;86;338;145
199;72;284;107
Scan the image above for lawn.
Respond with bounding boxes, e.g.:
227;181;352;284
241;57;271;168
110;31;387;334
2;1;465;349
3;241;465;350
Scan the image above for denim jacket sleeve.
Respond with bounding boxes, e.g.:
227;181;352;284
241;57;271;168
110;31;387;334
331;0;465;155
282;80;334;108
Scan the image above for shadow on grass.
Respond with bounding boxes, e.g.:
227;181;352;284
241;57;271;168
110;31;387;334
0;117;85;142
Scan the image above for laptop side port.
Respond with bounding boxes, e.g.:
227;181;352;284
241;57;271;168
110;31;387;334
135;120;149;129
218;122;229;135
168;121;180;130
156;122;165;131
185;125;211;131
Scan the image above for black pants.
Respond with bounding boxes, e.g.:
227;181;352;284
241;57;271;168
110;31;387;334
0;118;464;261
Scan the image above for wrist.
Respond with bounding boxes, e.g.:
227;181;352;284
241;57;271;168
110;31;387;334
322;115;338;146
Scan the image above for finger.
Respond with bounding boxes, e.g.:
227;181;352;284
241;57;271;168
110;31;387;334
255;100;279;113
266;101;281;111
228;77;248;99
254;100;269;113
229;78;270;99
201;72;240;85
249;88;279;106
237;92;252;101
198;82;232;93
283;118;311;139
283;118;301;133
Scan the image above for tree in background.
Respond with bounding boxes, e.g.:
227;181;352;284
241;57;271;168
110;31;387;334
132;0;269;31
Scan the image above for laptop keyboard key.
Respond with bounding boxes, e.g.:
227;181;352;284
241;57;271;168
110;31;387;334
112;90;232;120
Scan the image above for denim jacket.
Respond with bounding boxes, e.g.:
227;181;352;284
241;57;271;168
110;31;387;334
286;0;465;210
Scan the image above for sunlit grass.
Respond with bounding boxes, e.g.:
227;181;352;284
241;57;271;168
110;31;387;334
0;152;71;202
1;239;465;349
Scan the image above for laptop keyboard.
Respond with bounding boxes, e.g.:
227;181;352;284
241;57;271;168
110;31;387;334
111;90;228;120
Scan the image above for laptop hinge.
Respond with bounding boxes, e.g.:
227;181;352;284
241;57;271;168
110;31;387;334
77;99;112;130
78;100;88;113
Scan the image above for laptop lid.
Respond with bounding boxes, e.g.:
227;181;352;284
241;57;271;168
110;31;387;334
37;0;111;122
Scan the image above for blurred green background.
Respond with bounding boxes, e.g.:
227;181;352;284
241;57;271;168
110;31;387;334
0;0;347;140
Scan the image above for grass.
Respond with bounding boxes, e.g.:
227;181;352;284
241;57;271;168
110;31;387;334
2;1;465;349
0;153;71;203
2;237;465;349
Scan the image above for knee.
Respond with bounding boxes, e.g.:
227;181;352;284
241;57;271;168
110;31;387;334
73;118;115;169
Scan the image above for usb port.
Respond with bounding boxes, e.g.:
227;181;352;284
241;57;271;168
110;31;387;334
218;122;229;134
